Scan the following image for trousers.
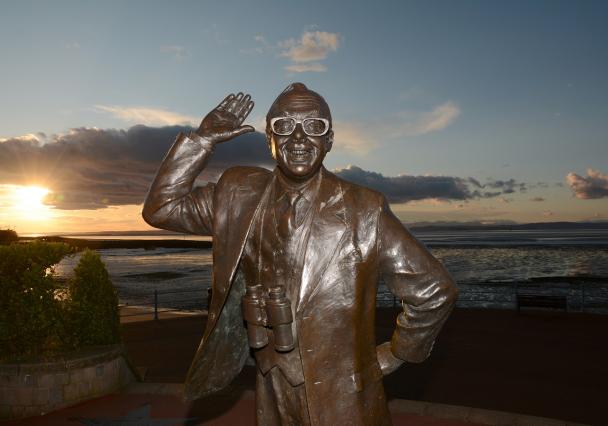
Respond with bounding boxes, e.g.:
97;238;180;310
256;365;311;426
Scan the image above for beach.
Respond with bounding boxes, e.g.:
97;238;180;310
46;225;608;314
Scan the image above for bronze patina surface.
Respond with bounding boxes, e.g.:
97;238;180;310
142;83;458;425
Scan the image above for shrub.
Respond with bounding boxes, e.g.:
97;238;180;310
67;250;120;347
0;244;121;362
0;229;18;245
0;241;73;361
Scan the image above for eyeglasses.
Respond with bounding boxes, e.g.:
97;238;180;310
270;117;330;137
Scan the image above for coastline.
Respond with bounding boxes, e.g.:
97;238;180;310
38;235;608;287
20;234;608;250
20;236;213;250
30;235;608;314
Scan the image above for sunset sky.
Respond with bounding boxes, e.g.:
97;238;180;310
1;0;607;234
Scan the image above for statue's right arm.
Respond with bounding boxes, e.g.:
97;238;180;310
141;92;255;236
141;132;217;236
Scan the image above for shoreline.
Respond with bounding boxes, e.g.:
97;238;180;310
20;235;608;250
20;236;213;250
24;236;608;314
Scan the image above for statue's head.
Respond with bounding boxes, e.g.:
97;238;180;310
266;83;333;181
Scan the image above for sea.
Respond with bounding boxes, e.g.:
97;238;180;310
48;226;608;314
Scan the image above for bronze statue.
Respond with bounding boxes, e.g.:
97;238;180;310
142;83;458;425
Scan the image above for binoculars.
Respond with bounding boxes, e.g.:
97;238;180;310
241;284;294;352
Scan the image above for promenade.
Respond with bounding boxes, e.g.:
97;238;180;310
5;307;605;425
119;307;608;425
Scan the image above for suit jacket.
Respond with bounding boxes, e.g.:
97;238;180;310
142;132;459;425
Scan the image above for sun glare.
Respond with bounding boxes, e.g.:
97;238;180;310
12;185;53;221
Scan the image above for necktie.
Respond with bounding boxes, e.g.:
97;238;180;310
278;190;302;239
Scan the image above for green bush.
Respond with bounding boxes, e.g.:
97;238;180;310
0;241;74;361
0;244;121;362
67;250;120;347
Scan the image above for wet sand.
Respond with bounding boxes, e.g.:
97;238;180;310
120;307;608;425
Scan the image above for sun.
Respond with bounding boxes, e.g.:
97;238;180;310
12;185;53;220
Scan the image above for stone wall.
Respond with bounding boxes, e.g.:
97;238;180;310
0;344;137;420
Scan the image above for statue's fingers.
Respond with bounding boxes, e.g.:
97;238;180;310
228;92;244;113
237;100;255;125
234;94;252;117
216;94;235;111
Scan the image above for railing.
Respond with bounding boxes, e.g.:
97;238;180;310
378;280;608;313
120;281;608;321
119;287;211;320
452;281;608;314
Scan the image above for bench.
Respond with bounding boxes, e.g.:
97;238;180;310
516;294;568;312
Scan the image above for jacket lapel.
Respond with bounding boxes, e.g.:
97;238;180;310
206;172;275;338
298;168;348;311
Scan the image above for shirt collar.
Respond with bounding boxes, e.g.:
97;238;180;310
273;167;322;205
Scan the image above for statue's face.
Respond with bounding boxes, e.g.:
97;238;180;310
267;96;333;182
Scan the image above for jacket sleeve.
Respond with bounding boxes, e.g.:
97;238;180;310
377;196;459;363
142;132;216;236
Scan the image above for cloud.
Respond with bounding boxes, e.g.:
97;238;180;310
482;178;527;194
387;102;460;138
242;29;340;72
333;165;526;203
285;63;327;73
332;121;373;154
566;168;608;199
280;31;340;62
1;125;527;211
332;102;460;154
0;133;48;144
279;30;340;73
241;34;271;55
0;126;273;210
160;45;189;59
94;105;198;127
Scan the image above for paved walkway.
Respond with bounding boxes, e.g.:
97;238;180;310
3;388;490;425
6;308;606;425
4;382;586;426
117;308;608;425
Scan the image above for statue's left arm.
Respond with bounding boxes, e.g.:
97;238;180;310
376;196;459;374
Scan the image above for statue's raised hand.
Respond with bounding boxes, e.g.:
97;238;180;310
195;92;255;144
